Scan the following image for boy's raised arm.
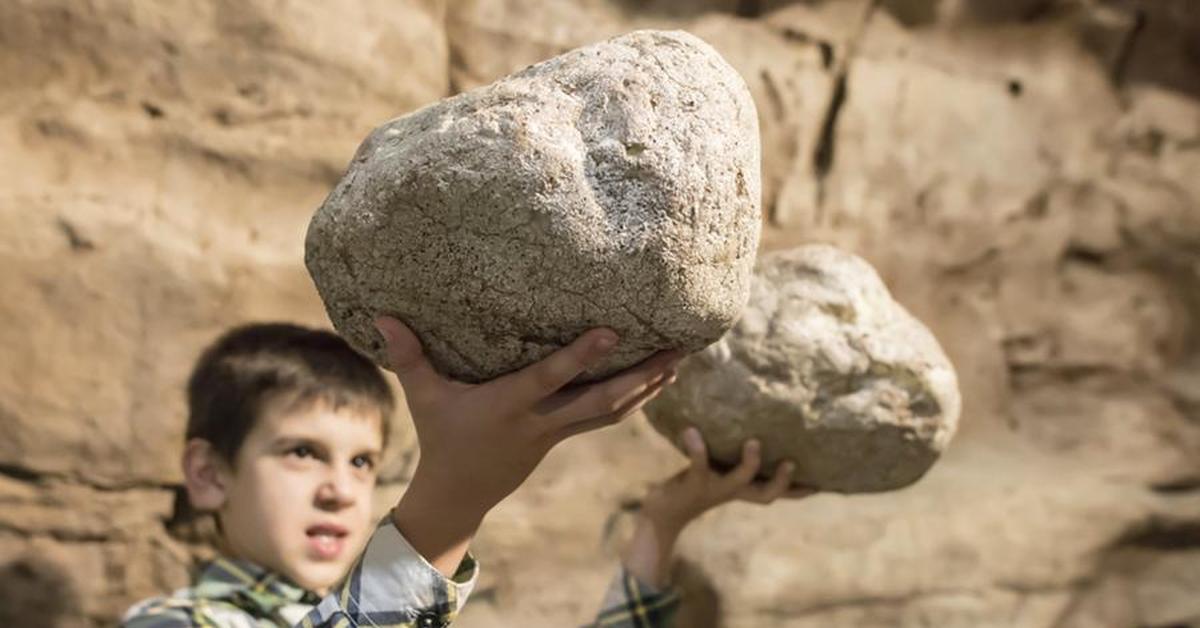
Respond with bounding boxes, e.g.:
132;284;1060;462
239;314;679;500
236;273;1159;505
585;428;815;628
378;316;682;577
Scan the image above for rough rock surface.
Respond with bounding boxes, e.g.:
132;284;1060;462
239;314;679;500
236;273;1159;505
306;29;761;383
646;245;961;493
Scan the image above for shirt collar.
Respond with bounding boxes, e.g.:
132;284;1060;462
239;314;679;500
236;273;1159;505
194;557;321;614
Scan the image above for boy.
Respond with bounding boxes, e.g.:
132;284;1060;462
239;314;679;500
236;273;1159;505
124;318;805;628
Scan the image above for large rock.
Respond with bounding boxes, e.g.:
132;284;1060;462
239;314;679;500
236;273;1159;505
645;244;961;493
306;30;762;382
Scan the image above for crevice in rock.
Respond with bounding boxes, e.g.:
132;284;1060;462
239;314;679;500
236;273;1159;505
0;462;177;494
734;0;763;18
1016;1;1057;23
140;101;165;119
810;0;878;216
812;72;848;209
55;216;95;252
1059;243;1110;268
1110;6;1147;88
878;0;939;27
620;304;673;345
1051;497;1200;627
0;521;112;543
759;69;786;120
760;21;843;225
818;41;835;69
777;26;837;71
1151;476;1200;494
941;247;1001;277
0;464;46;485
1118;519;1200;550
1008;364;1125;389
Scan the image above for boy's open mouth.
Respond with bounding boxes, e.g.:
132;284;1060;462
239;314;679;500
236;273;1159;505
305;523;349;561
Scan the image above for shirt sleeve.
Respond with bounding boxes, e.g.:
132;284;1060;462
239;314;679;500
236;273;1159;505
299;517;479;628
121;598;196;628
581;567;681;628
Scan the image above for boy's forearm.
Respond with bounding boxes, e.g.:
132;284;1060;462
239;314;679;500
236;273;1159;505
390;478;485;577
621;514;684;589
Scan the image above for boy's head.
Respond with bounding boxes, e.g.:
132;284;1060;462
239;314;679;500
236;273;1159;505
181;322;394;593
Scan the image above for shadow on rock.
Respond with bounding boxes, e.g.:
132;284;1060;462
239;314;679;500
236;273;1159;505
1079;0;1200;100
0;554;83;628
672;558;726;628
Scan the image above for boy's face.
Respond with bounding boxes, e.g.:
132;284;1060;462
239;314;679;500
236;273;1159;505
216;400;383;594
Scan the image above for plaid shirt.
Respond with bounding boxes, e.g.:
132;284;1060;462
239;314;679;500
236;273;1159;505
122;518;679;628
582;569;681;628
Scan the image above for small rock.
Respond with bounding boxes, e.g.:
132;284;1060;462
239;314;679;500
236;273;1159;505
306;29;762;382
645;244;961;493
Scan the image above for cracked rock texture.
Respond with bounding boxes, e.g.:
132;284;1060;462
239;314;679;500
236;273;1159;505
2;1;1200;627
306;30;761;383
646;245;961;493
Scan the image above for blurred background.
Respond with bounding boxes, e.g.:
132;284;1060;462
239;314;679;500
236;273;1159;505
1;1;1198;626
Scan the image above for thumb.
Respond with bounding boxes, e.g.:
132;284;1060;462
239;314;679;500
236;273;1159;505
373;316;444;400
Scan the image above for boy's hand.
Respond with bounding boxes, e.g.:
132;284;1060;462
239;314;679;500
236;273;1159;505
624;427;817;588
376;316;681;575
641;427;812;533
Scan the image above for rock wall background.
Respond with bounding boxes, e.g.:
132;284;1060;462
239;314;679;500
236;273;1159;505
1;1;1198;626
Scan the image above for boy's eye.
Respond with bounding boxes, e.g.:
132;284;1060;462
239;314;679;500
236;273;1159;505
351;454;375;470
289;445;316;459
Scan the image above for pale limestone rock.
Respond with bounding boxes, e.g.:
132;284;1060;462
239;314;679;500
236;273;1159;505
306;30;761;382
646;245;961;493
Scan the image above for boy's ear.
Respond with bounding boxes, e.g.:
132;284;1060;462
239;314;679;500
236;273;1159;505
182;439;230;511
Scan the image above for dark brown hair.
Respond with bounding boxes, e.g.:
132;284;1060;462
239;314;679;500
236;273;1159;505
185;322;394;464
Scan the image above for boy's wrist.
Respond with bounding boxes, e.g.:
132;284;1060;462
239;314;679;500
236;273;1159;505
638;502;695;540
622;514;682;589
399;469;490;526
391;474;486;577
645;511;688;553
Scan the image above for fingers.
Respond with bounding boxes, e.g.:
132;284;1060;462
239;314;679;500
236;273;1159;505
539;351;681;428
738;459;797;504
681;427;708;478
549;371;672;442
488;329;619;412
670;428;814;508
717;439;762;494
374;317;446;401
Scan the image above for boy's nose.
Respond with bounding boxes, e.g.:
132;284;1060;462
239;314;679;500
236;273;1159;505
315;467;357;509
